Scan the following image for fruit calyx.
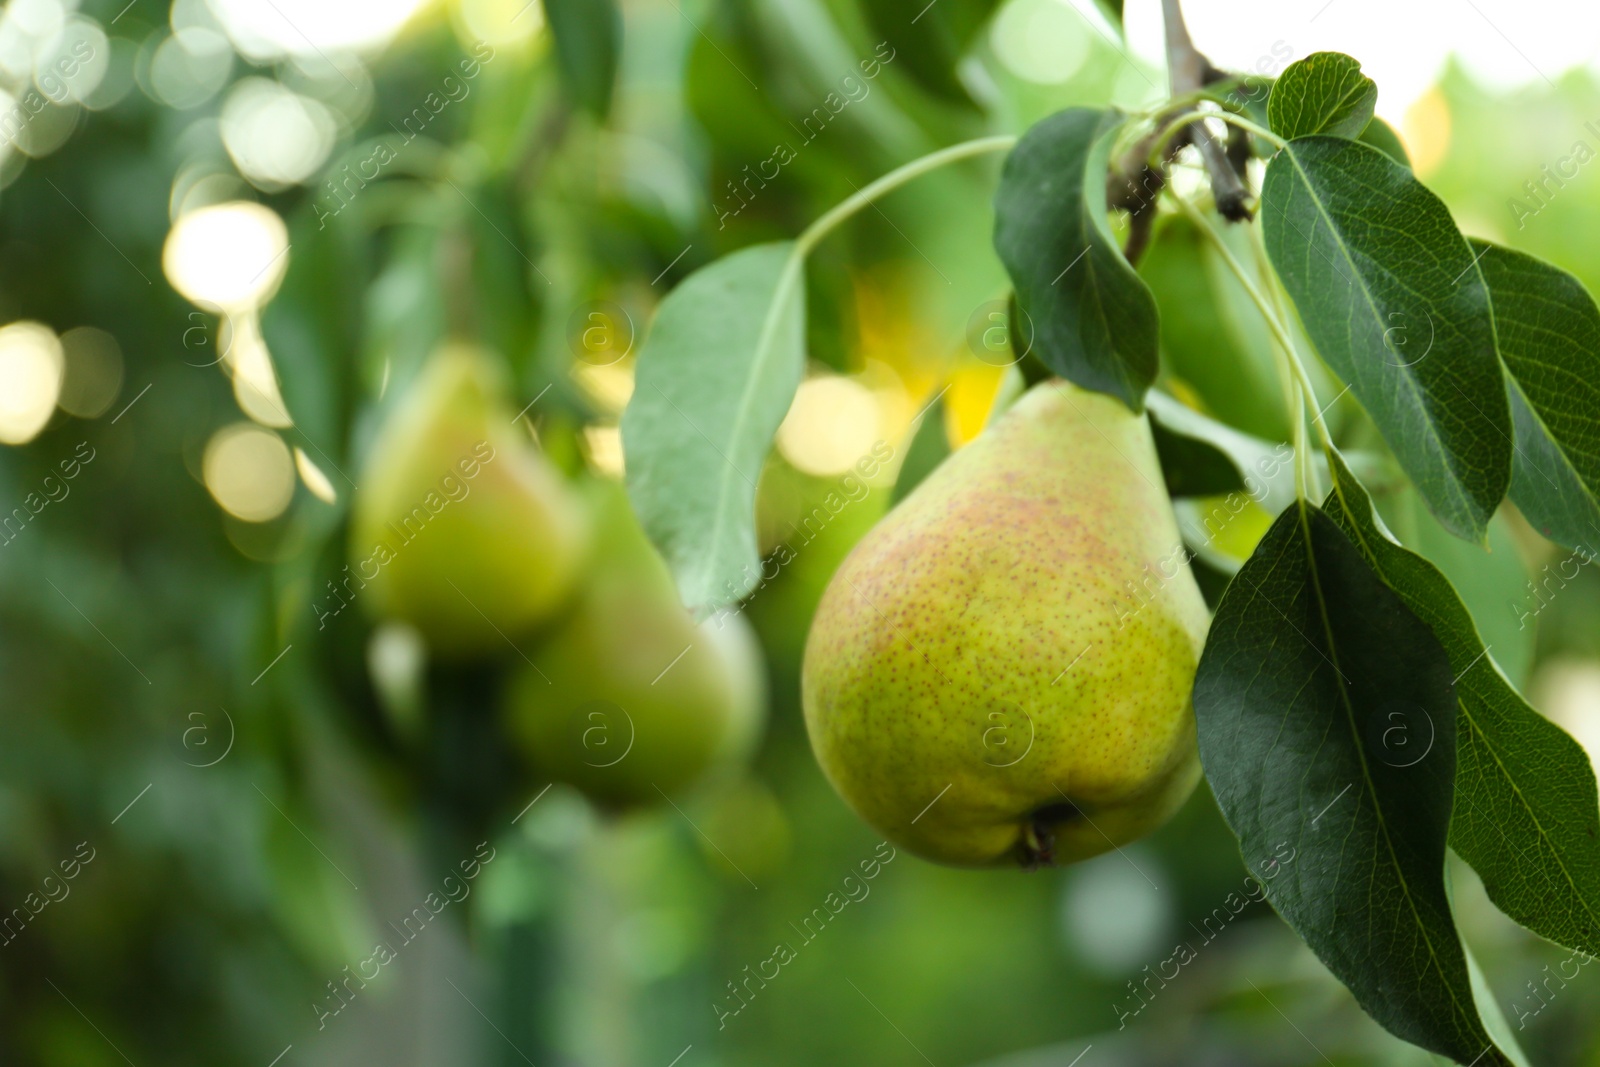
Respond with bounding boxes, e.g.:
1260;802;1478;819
1018;800;1084;870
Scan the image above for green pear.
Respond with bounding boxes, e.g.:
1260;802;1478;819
802;379;1209;868
504;480;766;808
349;345;587;657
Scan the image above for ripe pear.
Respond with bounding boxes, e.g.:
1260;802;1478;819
504;480;766;808
349;345;587;658
802;380;1209;867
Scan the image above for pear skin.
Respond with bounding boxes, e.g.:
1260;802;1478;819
504;480;767;808
350;346;587;657
802;380;1209;867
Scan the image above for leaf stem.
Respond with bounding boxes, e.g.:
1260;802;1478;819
1145;109;1287;171
794;135;1019;259
1208;111;1288;149
1170;192;1332;497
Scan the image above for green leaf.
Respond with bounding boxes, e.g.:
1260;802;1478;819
621;243;805;615
994;108;1158;413
1093;0;1123;30
544;0;622;117
1323;451;1600;962
1194;503;1509;1066
1146;392;1297;514
1267;51;1377;140
1261;136;1511;541
1371;483;1535;689
1360;116;1411;167
1471;240;1600;551
891;392;951;505
859;0;1000;107
1149;419;1241;498
1140;213;1289;441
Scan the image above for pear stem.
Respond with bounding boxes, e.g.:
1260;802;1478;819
792;135;1019;260
1168;192;1333;499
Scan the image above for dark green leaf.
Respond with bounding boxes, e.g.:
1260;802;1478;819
544;0;622;117
1267;51;1376;140
1261;137;1511;541
1146;392;1297;514
1472;240;1600;551
994;108;1158;412
1194;503;1510;1066
1324;451;1600;961
860;0;1000;107
891;392;951;504
1150;419;1241;498
621;243;805;615
1140;213;1289;440
1360;116;1411;167
1093;0;1123;29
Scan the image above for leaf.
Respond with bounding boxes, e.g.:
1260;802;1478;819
543;0;622;117
859;0;1001;107
1360;116;1411;167
1323;451;1600;962
1267;51;1377;140
1194;502;1510;1066
1093;0;1123;30
1261;136;1511;541
891;392;951;505
621;243;805;615
1149;419;1241;498
1146;392;1298;515
1140;212;1289;441
994;108;1159;412
1471;240;1600;552
1371;482;1535;689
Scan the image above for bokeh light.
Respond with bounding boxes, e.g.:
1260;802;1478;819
205;0;428;59
776;375;882;477
452;0;544;49
0;320;64;444
220;76;337;187
222;312;292;427
147;27;234;109
1059;846;1174;975
293;445;337;503
57;325;122;418
990;0;1091;85
163;200;289;311
36;16;108;103
202;421;295;521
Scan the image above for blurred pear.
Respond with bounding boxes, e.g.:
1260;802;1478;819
504;480;767;809
349;345;587;657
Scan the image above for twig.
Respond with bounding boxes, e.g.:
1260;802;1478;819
1160;0;1254;220
1106;123;1188;265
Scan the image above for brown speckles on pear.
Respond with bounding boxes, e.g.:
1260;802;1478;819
801;379;1210;868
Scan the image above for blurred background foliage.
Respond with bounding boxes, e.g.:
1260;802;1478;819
1;0;1599;1063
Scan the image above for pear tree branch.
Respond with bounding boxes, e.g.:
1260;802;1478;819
1161;0;1254;221
1110;0;1256;263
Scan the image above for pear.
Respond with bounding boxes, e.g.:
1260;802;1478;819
504;480;766;808
349;345;587;657
802;380;1209;867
